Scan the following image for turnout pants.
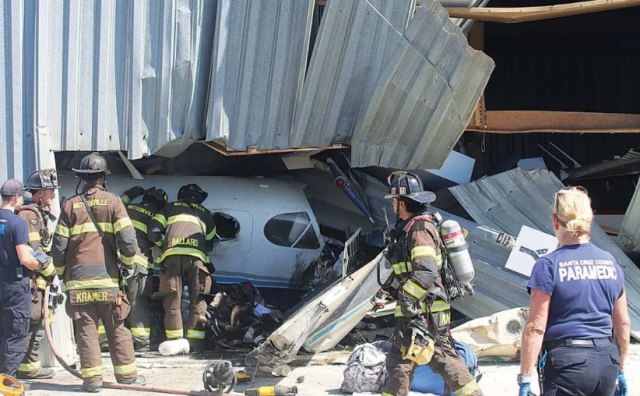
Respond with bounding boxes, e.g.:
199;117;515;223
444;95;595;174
383;314;482;396
160;256;211;348
18;289;46;376
0;277;31;377
67;297;137;383
127;273;152;347
539;340;619;396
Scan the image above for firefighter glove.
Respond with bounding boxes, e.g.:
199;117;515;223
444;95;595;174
124;186;145;200
616;370;628;396
398;298;421;318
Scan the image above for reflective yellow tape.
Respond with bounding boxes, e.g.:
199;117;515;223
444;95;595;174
152;214;167;227
402;280;427;300
40;262;55;277
55;224;70;238
382;393;396;396
114;362;136;375
121;195;131;204
134;254;150;267
411;245;437;260
161;247;210;264
121;254;136;266
18;360;42;373
36;277;48;290
81;365;104;379
166;329;183;339
430;300;451;312
63;278;119;292
29;232;42;242
167;214;206;232
454;379;481;396
130;327;151;337
55;265;65;277
187;329;205;340
131;220;148;234
70;222;114;235
394;305;404;318
98;325;106;335
113;217;133;233
392;262;412;274
206;226;217;241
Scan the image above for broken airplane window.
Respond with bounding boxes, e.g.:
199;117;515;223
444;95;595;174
212;212;240;241
264;212;320;249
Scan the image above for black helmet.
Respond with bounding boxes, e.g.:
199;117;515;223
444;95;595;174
178;184;208;204
26;169;60;191
72;152;110;175
385;171;435;204
143;188;168;209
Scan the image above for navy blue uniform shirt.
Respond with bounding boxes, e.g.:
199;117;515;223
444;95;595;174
0;208;29;272
528;243;625;341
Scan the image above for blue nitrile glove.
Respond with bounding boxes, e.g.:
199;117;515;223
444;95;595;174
518;383;532;396
616;370;628;396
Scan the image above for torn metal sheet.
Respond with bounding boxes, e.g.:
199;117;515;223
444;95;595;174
253;253;391;364
450;168;640;339
350;0;494;169
205;0;314;151
290;0;416;148
620;183;640;254
451;307;529;361
567;150;640;181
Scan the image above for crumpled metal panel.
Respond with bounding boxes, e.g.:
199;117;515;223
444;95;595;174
46;0;216;159
205;0;314;151
450;168;640;338
351;0;494;169
357;172;529;319
290;0;416;149
620;183;640;253
0;0;215;173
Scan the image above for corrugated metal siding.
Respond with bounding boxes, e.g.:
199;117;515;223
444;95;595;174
0;0;38;181
0;0;216;179
290;0;416;149
357;172;530;319
450;168;640;338
620;184;640;253
205;0;314;151
350;1;494;169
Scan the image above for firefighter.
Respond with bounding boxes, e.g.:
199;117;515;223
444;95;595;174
15;170;59;380
121;186;168;350
51;152;146;392
148;183;217;352
382;172;482;396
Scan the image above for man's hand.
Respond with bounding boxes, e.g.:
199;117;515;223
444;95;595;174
616;371;628;396
123;186;145;200
397;298;420;318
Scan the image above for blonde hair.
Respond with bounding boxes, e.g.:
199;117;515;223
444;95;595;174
553;186;593;237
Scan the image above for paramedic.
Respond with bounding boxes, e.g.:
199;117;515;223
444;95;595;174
518;186;630;396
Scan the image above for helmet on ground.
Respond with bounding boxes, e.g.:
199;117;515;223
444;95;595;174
143;188;168;209
72;152;110;175
178;184;208;204
385;171;435;204
26;169;60;191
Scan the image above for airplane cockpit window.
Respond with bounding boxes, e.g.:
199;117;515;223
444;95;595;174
264;212;320;249
212;212;240;241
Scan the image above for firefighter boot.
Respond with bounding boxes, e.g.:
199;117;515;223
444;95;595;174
82;378;102;393
118;375;147;386
17;367;55;380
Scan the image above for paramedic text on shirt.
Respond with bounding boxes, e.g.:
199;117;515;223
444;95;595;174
517;186;631;396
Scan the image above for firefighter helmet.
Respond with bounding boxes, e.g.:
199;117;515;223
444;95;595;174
143;188;168;209
178;183;208;204
385;171;435;204
26;169;60;191
72;152;110;175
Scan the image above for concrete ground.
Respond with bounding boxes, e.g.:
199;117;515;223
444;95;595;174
25;345;640;396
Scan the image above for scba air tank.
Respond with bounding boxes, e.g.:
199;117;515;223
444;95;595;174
440;220;475;294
